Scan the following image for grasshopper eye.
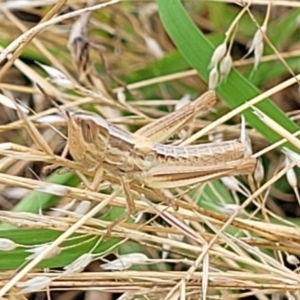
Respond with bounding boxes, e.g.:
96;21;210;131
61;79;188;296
81;121;96;143
145;152;155;162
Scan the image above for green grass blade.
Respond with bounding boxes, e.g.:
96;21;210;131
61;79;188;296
0;229;119;270
157;0;299;149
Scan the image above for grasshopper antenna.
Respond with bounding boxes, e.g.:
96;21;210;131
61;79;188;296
35;83;71;175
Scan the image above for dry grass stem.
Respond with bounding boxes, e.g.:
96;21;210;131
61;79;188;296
0;1;300;299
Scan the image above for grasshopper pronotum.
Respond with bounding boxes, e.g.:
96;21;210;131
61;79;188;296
66;91;256;234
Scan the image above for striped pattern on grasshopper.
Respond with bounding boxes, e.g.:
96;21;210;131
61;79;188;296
66;91;256;234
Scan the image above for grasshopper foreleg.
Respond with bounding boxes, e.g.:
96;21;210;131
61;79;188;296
106;176;135;236
89;165;104;191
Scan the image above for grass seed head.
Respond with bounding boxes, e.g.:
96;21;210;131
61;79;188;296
26;245;61;261
63;253;93;274
209;43;227;69
36;62;74;89
240;115;253;157
282;148;300;169
175;94;191;111
145;36;164;58
208;67;219;90
246;26;266;70
286;167;297;189
100;253;148;271
286;255;300;266
17;276;52;294
221;176;250;197
254;158;264;185
220;204;246;217
254;41;264;70
220;53;232;81
35;184;68;196
0;238;17;251
74;201;92;215
0;94;29;114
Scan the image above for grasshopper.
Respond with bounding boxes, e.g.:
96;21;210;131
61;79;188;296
65;91;256;234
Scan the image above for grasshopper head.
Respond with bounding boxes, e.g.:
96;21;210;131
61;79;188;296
67;111;109;143
66;111;109;167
